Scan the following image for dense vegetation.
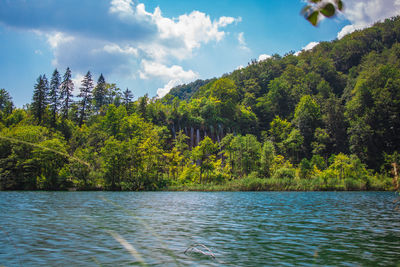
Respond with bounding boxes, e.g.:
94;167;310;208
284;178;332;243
1;17;400;191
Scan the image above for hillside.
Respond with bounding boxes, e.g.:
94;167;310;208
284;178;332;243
166;79;215;101
0;16;400;191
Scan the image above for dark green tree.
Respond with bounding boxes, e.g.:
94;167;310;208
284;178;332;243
123;88;134;109
78;71;94;126
49;69;61;127
93;73;107;113
31;74;49;124
293;95;322;157
0;89;14;115
60;67;74;119
138;93;149;120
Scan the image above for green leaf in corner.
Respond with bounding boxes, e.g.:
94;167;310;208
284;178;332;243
307;11;319;26
336;0;344;11
320;3;336;17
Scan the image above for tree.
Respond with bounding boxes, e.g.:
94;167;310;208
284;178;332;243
100;136;128;190
49;69;61;127
191;136;218;183
60;67;74;119
93;74;107;113
123;88;134;110
0;89;14;115
260;140;275;178
138;94;149;120
293;95;322;157
78;71;94;126
31;75;49;124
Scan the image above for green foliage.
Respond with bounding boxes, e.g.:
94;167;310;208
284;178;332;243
0;89;14;115
294;95;322;157
302;0;344;26
1;17;400;191
259;140;275;178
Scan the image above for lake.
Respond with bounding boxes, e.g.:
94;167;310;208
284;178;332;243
0;192;399;266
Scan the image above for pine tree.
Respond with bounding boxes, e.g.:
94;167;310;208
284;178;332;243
49;69;61;126
32;74;49;124
138;93;148;120
0;88;14;115
78;71;94;126
123;88;134;109
60;67;74;119
93;73;106;113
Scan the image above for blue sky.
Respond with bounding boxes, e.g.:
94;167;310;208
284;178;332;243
1;0;399;107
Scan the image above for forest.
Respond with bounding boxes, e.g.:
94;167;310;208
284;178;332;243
0;16;400;191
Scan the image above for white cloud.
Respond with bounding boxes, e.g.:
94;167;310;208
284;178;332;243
46;32;74;49
238;32;250;51
109;0;134;18
294;41;319;56
338;0;400;39
337;25;357;39
157;79;183;98
303;41;319;51
42;2;239;82
34;50;43;55
139;60;198;81
137;6;240;60
71;73;84;96
258;54;271;61
17;1;241;97
236;65;244;70
103;44;138;56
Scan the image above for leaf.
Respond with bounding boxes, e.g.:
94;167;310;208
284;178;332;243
336;0;344;11
307;11;320;26
310;0;322;3
320;3;336;17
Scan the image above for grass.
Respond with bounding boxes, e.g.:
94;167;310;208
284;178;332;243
166;175;395;191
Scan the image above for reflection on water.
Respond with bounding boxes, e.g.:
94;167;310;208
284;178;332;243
0;192;399;266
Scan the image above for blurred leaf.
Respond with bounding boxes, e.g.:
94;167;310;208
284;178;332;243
337;0;344;11
320;3;336;17
307;11;320;26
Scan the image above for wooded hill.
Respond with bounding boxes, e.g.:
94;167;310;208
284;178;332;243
0;16;399;191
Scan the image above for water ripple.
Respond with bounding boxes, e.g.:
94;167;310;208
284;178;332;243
0;191;399;266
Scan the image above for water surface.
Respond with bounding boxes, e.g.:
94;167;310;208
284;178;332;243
1;192;399;266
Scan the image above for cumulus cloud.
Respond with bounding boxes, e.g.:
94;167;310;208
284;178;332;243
46;32;75;49
109;0;134;18
258;54;271;61
139;60;198;81
0;0;156;42
338;0;400;39
157;79;184;98
303;41;319;51
0;0;239;87
102;44;138;56
136;5;241;61
294;41;319;56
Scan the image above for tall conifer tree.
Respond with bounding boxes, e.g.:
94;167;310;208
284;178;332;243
123;88;134;109
49;69;61;126
60;67;74;119
32;74;49;124
93;73;106;113
78;71;94;126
